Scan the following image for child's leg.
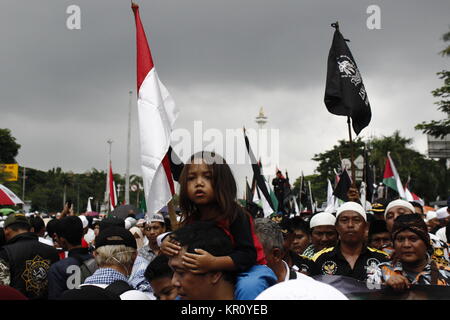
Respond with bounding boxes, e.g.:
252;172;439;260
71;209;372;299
234;265;277;300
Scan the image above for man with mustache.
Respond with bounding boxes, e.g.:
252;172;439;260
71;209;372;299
367;214;450;290
312;202;389;282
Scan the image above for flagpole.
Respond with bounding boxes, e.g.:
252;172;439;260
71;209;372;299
347;116;356;187
22;166;26;203
245;176;248;202
107;139;113;214
308;180;314;213
125;90;132;205
298;173;303;213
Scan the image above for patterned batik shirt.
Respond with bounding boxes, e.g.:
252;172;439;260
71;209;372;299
367;257;450;289
430;233;450;267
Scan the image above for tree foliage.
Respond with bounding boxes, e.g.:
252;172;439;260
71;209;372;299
3;167;145;213
0;128;21;164
0;129;147;213
302;131;448;205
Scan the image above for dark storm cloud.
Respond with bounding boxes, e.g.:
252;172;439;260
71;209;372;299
0;0;448;195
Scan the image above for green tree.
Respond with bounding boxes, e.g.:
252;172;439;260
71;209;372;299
292;174;326;209
0;128;21;163
415;29;450;138
0;129;21;184
309;131;448;205
311;138;365;183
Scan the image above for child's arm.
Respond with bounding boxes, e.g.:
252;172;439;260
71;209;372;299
226;211;258;271
182;212;257;273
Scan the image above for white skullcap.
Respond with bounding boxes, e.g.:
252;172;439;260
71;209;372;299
426;211;437;222
125;217;137;229
147;213;165;224
78;215;88;229
336;202;367;222
436;207;449;220
255;275;348;300
310;212;336;229
385;199;415;217
136;219;146;226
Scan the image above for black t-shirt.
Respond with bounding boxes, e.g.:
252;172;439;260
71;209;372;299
312;243;390;281
287;250;319;276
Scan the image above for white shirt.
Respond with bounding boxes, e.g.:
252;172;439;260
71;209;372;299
255;277;348;300
436;227;447;243
282;260;310;282
79;283;151;300
39;237;54;247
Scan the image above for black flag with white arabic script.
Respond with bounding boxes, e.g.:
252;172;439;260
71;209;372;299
324;24;371;135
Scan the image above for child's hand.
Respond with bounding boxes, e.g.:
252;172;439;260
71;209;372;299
160;236;181;256
182;249;216;274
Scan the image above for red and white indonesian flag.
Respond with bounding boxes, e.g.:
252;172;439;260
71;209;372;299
132;3;179;215
109;162;117;211
0;184;24;205
382;152;406;199
405;185;424;207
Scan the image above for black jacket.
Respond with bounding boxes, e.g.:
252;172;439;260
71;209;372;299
0;232;59;299
312;243;390;281
47;247;93;299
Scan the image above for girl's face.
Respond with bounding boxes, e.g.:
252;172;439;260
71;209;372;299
186;162;215;206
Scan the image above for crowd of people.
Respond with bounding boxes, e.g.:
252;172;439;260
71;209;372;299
0;150;449;300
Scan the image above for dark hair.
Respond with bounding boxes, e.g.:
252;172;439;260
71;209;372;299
144;255;173;282
410;201;424;213
178;151;239;225
366;212;375;225
46;219;59;238
56;216;83;246
368;220;389;241
282;216;310;235
163;217;172;232
171;221;236;284
374;198;388;205
7;223;31;232
0;228;5;247
29;216;45;234
86;216;94;229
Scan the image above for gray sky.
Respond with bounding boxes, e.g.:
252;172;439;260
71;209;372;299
1;0;449;198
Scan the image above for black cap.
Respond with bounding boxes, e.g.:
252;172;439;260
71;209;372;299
370;202;386;215
99;217;125;232
95;226;137;249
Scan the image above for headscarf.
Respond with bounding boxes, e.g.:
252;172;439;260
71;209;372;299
391;214;431;250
